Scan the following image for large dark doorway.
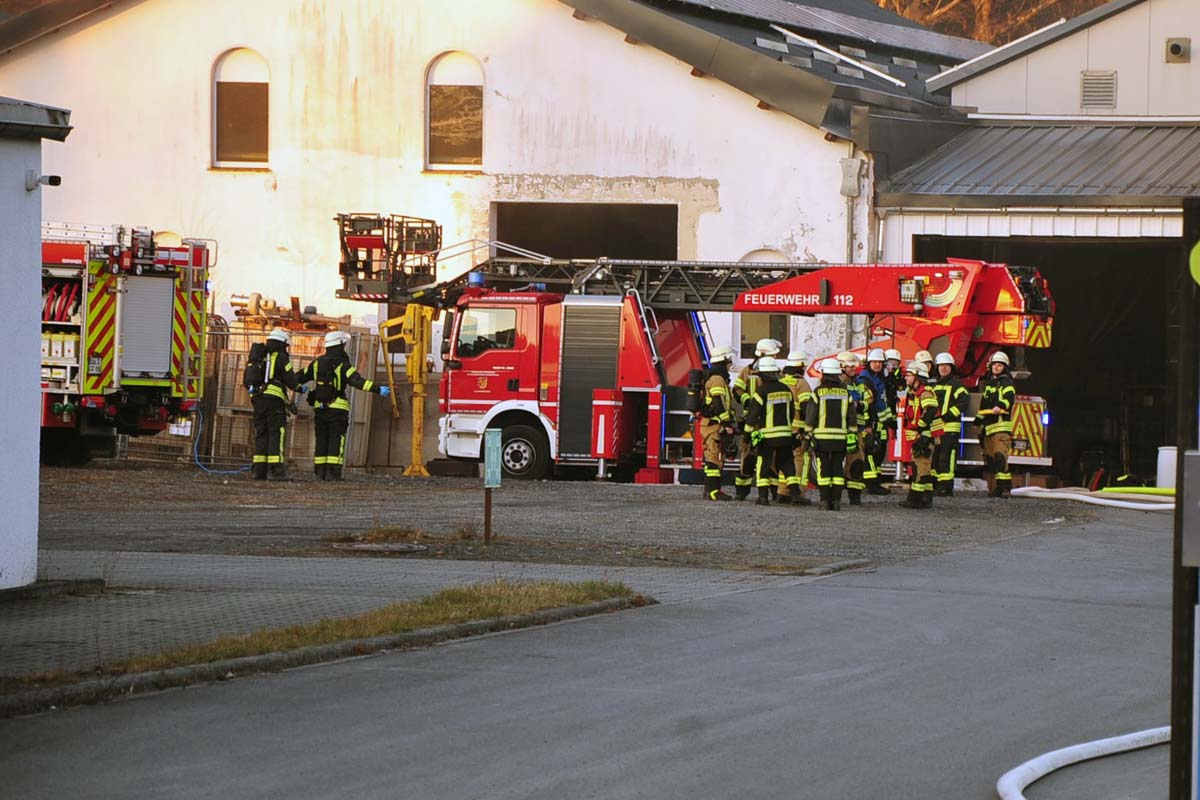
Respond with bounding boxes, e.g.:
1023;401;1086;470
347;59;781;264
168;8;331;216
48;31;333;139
493;202;678;260
916;236;1180;484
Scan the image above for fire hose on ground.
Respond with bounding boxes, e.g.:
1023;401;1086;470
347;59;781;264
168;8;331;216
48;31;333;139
1010;486;1174;513
995;726;1170;799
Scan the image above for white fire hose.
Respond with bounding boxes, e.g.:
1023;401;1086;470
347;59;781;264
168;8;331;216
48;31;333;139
1011;486;1174;513
996;726;1170;799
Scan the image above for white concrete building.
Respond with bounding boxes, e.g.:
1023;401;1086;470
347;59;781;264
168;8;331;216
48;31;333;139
0;96;71;589
876;0;1200;480
0;0;986;362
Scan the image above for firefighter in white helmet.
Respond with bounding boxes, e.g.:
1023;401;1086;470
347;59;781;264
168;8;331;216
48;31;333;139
743;356;796;505
250;328;300;479
778;349;814;506
977;350;1016;497
883;348;904;422
900;360;941;508
838;351;870;505
731;338;782;500
296;330;390;481
914;349;935;385
806;358;856;510
699;345;735;501
931;352;969;496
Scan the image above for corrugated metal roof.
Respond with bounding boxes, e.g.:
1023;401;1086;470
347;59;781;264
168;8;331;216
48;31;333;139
926;0;1145;92
878;123;1200;207
668;0;992;62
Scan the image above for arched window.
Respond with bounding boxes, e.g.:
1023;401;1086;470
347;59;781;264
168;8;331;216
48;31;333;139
213;48;269;166
426;52;483;169
738;248;790;358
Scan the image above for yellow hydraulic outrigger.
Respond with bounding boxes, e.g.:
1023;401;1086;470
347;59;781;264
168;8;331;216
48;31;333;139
378;304;436;477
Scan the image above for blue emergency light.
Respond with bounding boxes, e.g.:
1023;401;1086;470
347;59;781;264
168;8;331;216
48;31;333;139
467;271;486;287
1042;411;1050;426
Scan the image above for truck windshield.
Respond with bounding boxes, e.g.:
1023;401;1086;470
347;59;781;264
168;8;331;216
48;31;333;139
456;307;516;358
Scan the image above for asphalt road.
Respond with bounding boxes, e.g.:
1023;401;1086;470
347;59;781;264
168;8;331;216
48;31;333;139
3;510;1169;799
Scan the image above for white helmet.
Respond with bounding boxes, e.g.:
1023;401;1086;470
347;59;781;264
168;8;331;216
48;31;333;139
934;352;955;367
990;351;1011;366
914;349;933;364
905;360;929;379
710;345;734;364
884;348;902;362
267;328;290;345
837;350;860;368
866;348;886;363
324;330;350;348
754;338;781;357
756;356;782;375
820;358;842;376
785;350;808;368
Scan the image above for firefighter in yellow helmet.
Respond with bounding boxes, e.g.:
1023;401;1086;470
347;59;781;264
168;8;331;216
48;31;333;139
977;350;1016;498
743;356;796;506
914;349;935;386
731;338;781;500
807;358;856;510
839;350;871;505
699;345;735;501
778;349;814;506
900;360;941;508
931;352;969;496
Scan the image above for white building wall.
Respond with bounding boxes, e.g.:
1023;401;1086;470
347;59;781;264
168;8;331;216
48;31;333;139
0;0;857;357
0;136;43;589
881;209;1185;262
951;0;1200;115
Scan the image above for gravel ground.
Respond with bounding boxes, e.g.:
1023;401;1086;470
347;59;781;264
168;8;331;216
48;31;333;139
39;463;1096;571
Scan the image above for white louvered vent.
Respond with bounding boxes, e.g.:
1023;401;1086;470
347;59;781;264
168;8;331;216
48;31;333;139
1081;70;1118;109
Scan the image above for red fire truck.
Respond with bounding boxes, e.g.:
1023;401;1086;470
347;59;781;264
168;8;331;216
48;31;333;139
39;222;211;464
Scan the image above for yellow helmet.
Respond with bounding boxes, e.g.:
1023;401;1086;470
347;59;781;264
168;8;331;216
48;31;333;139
914;349;933;364
837;350;860;367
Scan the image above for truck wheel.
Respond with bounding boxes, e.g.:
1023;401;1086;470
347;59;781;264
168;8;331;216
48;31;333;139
498;424;549;480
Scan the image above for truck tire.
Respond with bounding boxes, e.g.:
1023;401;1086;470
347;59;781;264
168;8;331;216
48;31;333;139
498;424;549;480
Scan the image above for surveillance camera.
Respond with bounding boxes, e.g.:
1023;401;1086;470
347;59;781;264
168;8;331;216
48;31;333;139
45;175;61;187
24;170;63;191
1167;38;1191;63
1170;42;1184;56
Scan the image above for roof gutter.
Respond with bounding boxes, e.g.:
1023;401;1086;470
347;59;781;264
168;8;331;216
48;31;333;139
0;96;72;141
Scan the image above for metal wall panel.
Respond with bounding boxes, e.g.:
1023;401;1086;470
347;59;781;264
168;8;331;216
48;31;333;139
557;300;622;459
119;276;174;376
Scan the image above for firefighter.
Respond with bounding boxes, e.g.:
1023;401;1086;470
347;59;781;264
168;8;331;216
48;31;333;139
839;351;871;505
914;349;936;385
779;350;814;506
900;360;941;509
699;345;735;501
251;328;299;480
977;350;1016;498
297;330;390;481
744;356;796;506
807;358;855;511
931;352;969;496
860;348;893;496
731;338;781;500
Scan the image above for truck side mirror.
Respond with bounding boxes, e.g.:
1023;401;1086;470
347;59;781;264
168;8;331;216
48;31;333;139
444;359;462;370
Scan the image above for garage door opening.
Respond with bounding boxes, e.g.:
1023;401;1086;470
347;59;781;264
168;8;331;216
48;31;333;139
916;236;1180;484
493;202;678;260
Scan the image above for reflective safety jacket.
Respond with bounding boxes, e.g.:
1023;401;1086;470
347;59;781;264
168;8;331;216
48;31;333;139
298;347;378;412
732;361;762;429
864;367;892;424
846;375;873;432
903;382;942;441
261;341;298;402
781;371;814;434
932;374;970;434
978;371;1016;436
702;371;732;425
806;379;856;449
744;378;796;443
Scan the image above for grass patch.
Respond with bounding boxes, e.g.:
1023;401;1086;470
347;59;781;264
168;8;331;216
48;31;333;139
323;526;428;544
4;579;637;694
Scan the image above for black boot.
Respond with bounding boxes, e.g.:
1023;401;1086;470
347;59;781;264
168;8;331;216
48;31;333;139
997;478;1011;498
755;488;770;506
867;479;891;496
831;486;842;511
314;464;327;481
819;486;832;511
269;464;287;480
900;490;922;508
251;464;268;481
848;489;863;506
327;466;343;482
734;485;751;501
776;493;792;506
793;491;812;507
924;490;934;509
769;485;779;501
